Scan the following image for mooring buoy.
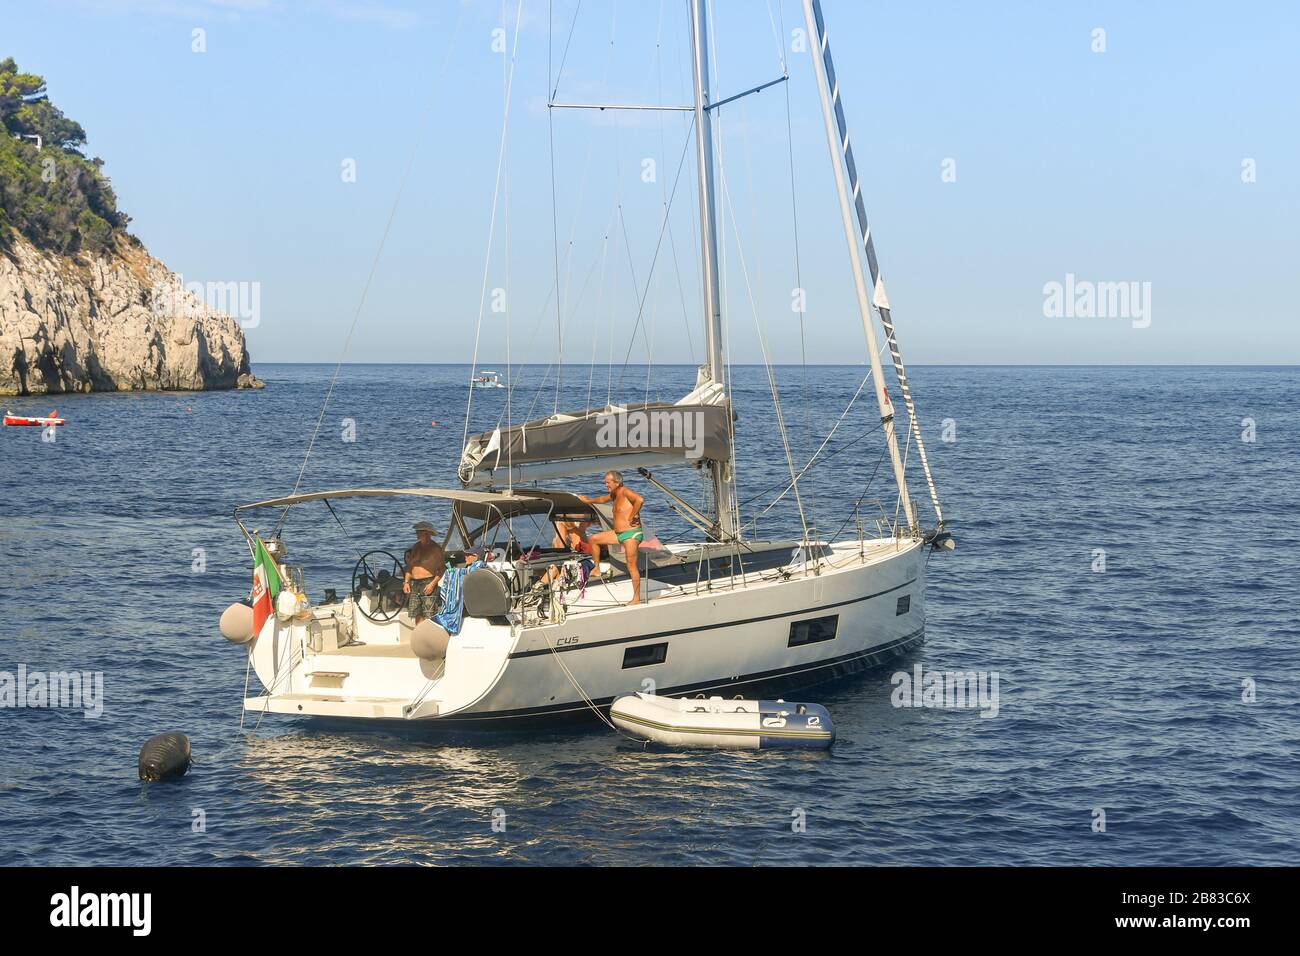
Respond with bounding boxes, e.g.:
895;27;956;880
138;732;192;781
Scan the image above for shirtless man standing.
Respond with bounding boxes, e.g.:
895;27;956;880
581;471;646;605
402;521;445;622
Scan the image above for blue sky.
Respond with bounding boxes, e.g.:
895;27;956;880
7;0;1298;364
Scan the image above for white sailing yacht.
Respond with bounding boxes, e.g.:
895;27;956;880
224;0;953;727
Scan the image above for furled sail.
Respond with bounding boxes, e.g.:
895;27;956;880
459;383;732;488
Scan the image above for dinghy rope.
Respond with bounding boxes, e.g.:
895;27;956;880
539;628;642;741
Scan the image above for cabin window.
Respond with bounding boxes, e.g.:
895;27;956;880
788;615;838;647
896;595;911;616
622;643;668;669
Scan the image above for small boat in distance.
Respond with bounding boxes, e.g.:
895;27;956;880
471;371;505;389
4;410;65;427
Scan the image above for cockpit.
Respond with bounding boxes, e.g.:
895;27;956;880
232;487;618;638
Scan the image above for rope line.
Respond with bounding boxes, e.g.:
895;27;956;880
539;626;640;740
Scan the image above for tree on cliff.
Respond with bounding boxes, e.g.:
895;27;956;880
0;57;129;257
1;58;88;150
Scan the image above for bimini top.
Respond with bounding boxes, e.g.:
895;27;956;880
235;487;596;522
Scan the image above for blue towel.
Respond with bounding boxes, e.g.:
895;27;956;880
435;561;484;635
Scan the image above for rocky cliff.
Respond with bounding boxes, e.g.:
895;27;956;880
0;229;261;396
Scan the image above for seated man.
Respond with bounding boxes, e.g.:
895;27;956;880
402;521;445;623
581;470;646;606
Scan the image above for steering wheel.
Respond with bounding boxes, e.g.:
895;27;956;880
351;550;405;623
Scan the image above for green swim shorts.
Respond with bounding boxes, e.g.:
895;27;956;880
616;528;644;544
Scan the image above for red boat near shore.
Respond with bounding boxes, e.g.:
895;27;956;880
3;410;65;427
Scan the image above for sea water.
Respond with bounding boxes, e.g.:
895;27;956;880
0;364;1295;865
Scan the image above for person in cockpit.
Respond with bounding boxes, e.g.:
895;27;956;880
402;521;445;622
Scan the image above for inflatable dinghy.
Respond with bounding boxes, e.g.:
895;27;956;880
4;410;65;427
610;692;834;749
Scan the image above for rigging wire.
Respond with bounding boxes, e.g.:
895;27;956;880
705;0;744;546
741;337;889;529
586;218;611;411
278;5;468;528
716;163;810;546
521;207;616;421
707;3;809;548
503;0;516;499
775;0;816;545
322;498;365;563
463;0;526;455
616;205;653;380
499;0;613;431
549;0;583;99
555;134;602;410
740;361;877;508
484;199;614;430
894;408;915;532
548;0;566;413
803;0;942;530
512;207;619;426
613;119;698;384
606;183;618;407
824;440;890;544
582;73;625;414
657;0;697;366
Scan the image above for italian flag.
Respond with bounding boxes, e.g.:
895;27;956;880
250;537;283;635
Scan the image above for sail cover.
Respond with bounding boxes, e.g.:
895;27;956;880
459;393;732;487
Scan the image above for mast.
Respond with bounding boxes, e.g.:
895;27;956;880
689;0;734;539
802;0;916;535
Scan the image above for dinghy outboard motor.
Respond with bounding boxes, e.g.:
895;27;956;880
138;733;192;781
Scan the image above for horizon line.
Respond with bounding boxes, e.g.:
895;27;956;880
248;361;1300;368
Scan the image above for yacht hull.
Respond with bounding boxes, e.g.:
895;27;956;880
423;631;921;729
243;539;926;729
455;544;924;724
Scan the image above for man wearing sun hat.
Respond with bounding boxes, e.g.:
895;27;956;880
403;520;445;623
